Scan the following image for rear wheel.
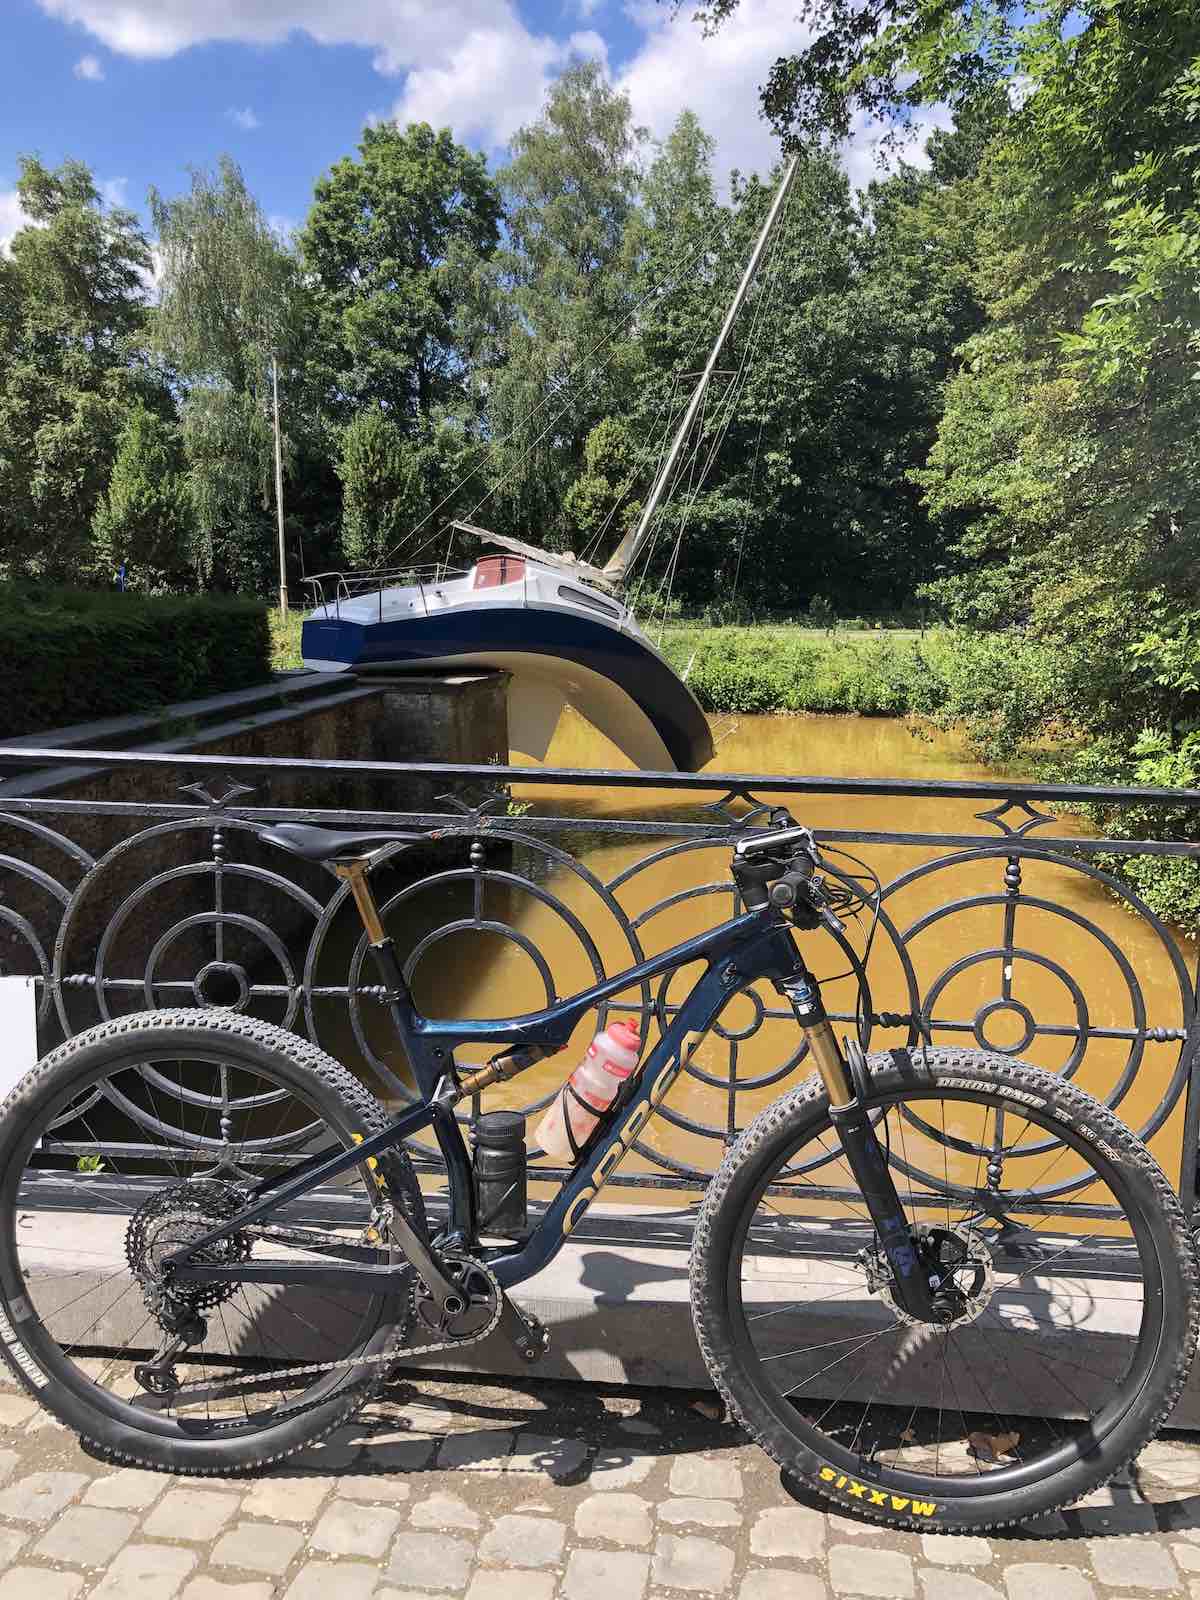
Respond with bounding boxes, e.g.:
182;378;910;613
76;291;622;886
690;1047;1198;1531
0;1009;426;1475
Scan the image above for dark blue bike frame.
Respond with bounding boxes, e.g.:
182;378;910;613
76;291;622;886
172;905;806;1292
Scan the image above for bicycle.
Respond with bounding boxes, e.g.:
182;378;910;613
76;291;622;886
0;813;1194;1531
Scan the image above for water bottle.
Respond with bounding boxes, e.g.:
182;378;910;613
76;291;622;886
535;1018;641;1162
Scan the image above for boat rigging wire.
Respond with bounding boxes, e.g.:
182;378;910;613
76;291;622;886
382;199;737;571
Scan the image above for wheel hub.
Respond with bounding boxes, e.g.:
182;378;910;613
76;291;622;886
126;1178;252;1324
861;1224;993;1330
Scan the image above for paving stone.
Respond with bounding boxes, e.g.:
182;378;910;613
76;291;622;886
751;1504;827;1559
336;1474;413;1504
507;1433;589;1481
385;1531;475;1592
479;1512;565;1567
411;1490;482;1531
181;1584;276;1600
240;1474;333;1522
311;1498;402;1558
0;1450;18;1486
659;1496;742;1528
360;1434;438;1472
0;1395;35;1427
144;1487;239;1541
1076;1501;1158;1535
0;1469;87;1523
89;1542;198;1600
1003;1565;1097;1600
742;1572;829;1600
0;1528;27;1565
1175;1542;1200;1573
1086;1538;1179;1591
920;1534;993;1567
84;1468;170;1509
1136;1442;1200;1488
652;1533;735;1593
920;1573;1002;1600
465;1574;556;1600
562;1548;649;1600
589;1452;656;1490
212;1521;305;1575
282;1564;379;1600
575;1492;654;1546
0;1572;84;1600
33;1504;137;1566
668;1456;743;1500
828;1544;915;1598
438;1430;515;1472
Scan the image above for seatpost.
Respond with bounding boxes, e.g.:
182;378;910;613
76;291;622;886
333;858;410;1005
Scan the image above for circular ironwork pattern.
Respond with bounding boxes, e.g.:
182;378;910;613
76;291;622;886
0;769;1192;1204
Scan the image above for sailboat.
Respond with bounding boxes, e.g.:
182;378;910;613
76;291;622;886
301;156;800;772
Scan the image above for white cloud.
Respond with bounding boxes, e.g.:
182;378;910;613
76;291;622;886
99;175;128;206
73;52;104;79
617;0;799;185
572;0;604;16
0;188;32;255
228;106;261;130
37;1;604;151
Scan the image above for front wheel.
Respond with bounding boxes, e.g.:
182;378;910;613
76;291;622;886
690;1047;1198;1531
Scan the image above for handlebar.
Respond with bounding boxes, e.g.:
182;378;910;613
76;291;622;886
730;816;845;934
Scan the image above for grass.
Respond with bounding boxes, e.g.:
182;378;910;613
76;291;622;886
270;608;305;670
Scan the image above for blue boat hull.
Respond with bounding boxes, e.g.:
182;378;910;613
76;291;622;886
301;606;714;772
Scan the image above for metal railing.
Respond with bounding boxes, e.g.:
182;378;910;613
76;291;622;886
3;744;1199;1224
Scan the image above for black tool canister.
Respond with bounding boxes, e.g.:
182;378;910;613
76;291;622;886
472;1110;527;1236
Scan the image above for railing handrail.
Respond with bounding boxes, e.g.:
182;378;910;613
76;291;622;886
3;742;1200;809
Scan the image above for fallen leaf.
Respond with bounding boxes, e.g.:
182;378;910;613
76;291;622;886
900;1427;917;1443
967;1429;1020;1461
690;1398;724;1421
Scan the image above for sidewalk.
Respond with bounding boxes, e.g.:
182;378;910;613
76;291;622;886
0;1363;1198;1600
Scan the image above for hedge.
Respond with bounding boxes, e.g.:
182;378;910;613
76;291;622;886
0;587;272;739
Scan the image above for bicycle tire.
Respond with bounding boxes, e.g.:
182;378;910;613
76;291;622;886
690;1046;1198;1531
0;1008;428;1476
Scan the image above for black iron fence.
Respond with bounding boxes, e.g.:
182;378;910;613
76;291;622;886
3;744;1200;1218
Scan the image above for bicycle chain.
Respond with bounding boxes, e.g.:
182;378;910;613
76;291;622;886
148;1225;507;1403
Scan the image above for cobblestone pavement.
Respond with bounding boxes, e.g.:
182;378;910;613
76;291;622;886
2;1365;1200;1600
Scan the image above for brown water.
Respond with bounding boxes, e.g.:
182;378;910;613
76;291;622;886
389;710;1194;1200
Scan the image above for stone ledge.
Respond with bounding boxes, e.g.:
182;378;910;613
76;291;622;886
16;1202;1200;1427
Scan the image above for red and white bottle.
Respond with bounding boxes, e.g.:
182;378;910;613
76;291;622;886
535;1019;641;1162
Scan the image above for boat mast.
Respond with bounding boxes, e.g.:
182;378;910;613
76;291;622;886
602;154;800;585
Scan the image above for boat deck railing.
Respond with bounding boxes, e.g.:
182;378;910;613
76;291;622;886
302;565;470;622
3;743;1200;1245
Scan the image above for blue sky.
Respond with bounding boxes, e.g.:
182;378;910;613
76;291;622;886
0;1;915;248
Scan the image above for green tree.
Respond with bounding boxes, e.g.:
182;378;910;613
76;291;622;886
338;410;441;568
301;122;501;423
0;157;154;578
151;157;307;591
92;403;194;587
477;62;647;549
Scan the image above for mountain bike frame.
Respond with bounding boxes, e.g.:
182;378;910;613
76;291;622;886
169;850;939;1325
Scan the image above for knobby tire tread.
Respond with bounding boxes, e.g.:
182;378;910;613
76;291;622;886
0;1008;427;1476
689;1046;1200;1533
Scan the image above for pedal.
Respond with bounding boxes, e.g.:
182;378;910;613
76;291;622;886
496;1296;550;1363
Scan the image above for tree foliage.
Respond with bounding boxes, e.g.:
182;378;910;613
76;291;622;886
302;123;501;423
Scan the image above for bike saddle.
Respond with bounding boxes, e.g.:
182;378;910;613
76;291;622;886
257;822;421;863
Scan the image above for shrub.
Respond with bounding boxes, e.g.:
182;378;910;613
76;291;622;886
0;586;271;738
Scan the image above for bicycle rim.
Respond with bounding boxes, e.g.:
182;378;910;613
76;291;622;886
723;1076;1176;1504
2;1039;404;1442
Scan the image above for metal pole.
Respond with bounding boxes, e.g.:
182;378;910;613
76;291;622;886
272;355;287;616
603;154;800;583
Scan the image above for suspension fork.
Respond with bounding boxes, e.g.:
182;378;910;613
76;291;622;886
780;971;937;1323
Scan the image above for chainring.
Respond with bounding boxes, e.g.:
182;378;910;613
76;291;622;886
411;1249;501;1343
